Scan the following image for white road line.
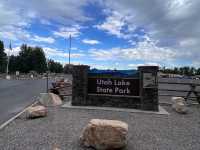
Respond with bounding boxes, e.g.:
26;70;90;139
0;100;38;130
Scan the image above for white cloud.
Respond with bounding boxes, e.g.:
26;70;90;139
90;36;176;62
128;63;160;69
32;35;55;44
96;0;200;67
43;47;85;59
53;25;82;38
95;11;132;39
2;0;92;24
0;2;32;41
5;46;21;56
0;26;31;41
82;39;100;45
167;0;193;20
5;46;85;62
179;38;198;47
0;0;92;41
0;3;29;28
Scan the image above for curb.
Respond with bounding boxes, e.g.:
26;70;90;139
0;100;38;130
62;102;169;115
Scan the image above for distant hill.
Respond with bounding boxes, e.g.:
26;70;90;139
88;69;138;77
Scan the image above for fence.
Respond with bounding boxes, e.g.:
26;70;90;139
158;78;200;103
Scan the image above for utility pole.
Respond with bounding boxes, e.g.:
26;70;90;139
6;41;11;80
46;59;49;93
69;34;71;64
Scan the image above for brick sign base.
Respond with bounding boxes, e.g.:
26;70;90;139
66;65;159;111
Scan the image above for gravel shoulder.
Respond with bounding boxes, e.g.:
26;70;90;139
0;104;200;150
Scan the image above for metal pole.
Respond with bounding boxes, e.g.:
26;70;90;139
46;71;49;93
6;41;11;75
69;34;71;64
46;60;49;93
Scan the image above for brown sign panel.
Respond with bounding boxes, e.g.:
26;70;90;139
88;77;139;97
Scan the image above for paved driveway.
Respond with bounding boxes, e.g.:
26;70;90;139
0;79;49;125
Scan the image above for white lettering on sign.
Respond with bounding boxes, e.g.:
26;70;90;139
88;77;139;96
97;79;112;85
95;78;132;95
114;80;130;86
114;87;130;94
97;87;113;93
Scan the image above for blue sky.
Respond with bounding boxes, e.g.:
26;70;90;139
0;0;200;69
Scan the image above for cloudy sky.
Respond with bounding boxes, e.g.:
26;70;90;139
0;0;200;69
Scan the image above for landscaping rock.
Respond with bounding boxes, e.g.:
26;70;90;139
171;97;188;114
26;105;47;119
39;93;62;106
80;119;128;150
50;78;72;100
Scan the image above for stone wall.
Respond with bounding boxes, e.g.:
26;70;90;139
139;66;159;111
86;95;141;109
70;65;89;106
69;65;159;111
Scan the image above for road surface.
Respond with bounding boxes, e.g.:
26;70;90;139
0;79;49;125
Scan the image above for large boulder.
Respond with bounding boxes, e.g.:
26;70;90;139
39;93;62;106
171;97;188;114
26;105;47;119
80;119;128;150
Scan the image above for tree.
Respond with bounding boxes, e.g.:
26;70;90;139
18;44;47;73
173;67;179;74
31;47;47;73
196;68;200;75
9;55;20;73
0;40;7;73
189;67;196;76
18;44;32;73
48;59;63;73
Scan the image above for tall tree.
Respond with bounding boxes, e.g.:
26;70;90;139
18;44;32;73
48;59;63;73
0;40;7;73
9;55;20;73
196;68;200;75
18;44;47;73
31;47;47;73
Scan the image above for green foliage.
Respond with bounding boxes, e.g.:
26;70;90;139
9;55;20;72
9;44;47;73
0;40;7;73
8;44;63;74
31;47;47;73
48;59;63;73
160;66;199;76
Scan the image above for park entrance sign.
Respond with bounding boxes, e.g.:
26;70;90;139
88;77;139;97
67;65;159;111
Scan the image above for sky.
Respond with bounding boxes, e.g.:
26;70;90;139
0;0;200;69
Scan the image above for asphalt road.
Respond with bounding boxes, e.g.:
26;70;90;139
0;79;49;125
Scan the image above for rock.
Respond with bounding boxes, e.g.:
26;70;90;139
80;119;128;150
171;97;186;104
26;105;47;119
50;79;72;100
171;97;188;114
39;93;62;106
